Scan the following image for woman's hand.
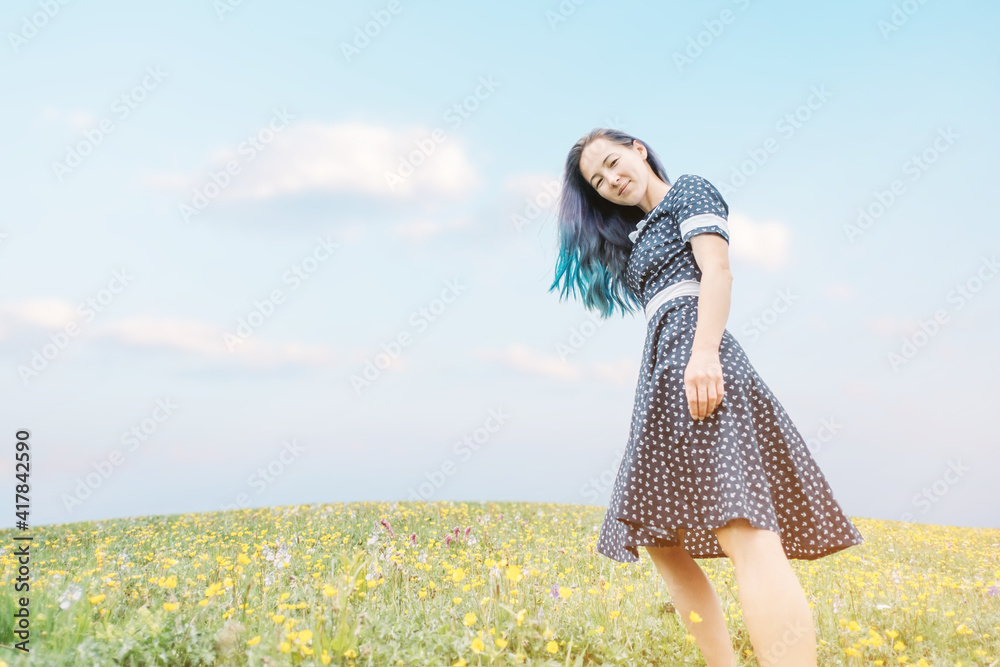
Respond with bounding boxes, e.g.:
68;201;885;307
684;349;725;420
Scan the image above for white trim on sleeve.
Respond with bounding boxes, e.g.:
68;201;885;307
679;213;729;239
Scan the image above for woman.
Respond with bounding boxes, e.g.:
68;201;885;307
549;128;865;667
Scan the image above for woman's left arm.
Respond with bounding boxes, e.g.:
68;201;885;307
685;234;733;420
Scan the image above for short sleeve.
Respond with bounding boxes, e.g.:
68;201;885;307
676;175;730;244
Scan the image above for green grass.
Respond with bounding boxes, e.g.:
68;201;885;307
0;501;997;666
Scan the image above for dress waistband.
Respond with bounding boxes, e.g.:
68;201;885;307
644;279;701;324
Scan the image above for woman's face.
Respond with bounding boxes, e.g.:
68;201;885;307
578;137;649;207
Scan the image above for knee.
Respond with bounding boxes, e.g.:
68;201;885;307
645;543;690;565
714;518;771;560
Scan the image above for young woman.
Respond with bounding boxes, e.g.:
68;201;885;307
549;128;865;667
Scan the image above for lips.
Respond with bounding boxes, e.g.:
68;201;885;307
619;180;629;196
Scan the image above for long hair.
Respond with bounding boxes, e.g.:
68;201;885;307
548;128;671;319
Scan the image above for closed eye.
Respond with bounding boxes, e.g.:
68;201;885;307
595;159;618;189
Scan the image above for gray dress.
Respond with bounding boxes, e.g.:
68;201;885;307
595;174;865;562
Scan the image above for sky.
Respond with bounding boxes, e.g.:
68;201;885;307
0;0;998;533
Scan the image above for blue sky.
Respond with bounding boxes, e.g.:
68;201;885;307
1;0;997;532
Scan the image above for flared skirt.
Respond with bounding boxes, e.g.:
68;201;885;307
594;296;865;562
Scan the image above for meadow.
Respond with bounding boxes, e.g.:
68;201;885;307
0;501;997;666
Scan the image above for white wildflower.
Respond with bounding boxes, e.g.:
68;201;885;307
58;584;83;610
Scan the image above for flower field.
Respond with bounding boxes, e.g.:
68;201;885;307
0;501;997;666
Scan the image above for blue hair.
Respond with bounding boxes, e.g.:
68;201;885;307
548;128;671;319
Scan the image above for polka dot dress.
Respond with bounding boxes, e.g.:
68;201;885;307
595;174;865;563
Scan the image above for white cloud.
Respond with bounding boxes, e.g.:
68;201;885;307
93;315;340;368
142;120;482;202
35;105;98;131
93;316;227;357
728;211;792;272
806;315;829;331
823;282;856;300
0;299;78;331
503;171;562;200
866;314;921;338
842;380;881;401
392;216;473;242
474;343;583;380
232;338;340;368
0;300;339;369
473;343;634;385
590;358;636;385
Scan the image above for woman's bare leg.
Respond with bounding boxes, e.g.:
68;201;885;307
645;532;738;667
713;518;817;667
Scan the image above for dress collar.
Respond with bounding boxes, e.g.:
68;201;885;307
628;182;680;244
